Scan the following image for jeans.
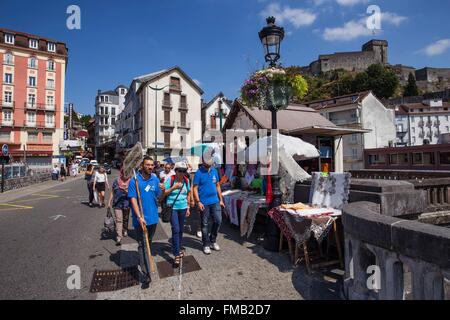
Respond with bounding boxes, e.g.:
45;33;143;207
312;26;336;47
201;202;222;247
87;183;94;204
170;209;187;256
136;224;157;281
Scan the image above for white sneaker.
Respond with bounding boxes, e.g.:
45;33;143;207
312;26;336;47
210;243;220;251
203;246;211;255
196;231;202;238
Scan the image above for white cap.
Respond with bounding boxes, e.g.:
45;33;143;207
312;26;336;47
174;161;188;170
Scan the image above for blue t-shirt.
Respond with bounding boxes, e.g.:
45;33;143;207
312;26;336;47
164;177;190;210
193;167;219;206
128;172;162;227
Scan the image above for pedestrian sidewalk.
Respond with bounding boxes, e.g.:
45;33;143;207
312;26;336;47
0;175;85;203
96;217;344;300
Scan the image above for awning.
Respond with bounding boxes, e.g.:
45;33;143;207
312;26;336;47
286;125;371;137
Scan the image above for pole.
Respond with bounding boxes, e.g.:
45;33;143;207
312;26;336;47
133;169;156;273
1;163;4;193
270;109;282;208
154;87;158;160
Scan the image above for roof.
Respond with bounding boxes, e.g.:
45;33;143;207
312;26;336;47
134;66;204;95
304;91;372;110
0;27;66;45
223;100;369;136
395;101;450;115
202;92;232;110
98;90;118;96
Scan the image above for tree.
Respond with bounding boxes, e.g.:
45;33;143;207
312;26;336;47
364;64;399;99
79;115;93;129
403;73;419;97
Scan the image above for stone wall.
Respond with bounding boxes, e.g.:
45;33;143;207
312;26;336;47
342;201;450;300
3;172;52;192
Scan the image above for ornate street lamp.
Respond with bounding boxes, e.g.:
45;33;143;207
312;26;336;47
259;17;286;251
258;16;285;68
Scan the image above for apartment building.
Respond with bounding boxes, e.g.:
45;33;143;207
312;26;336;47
0;28;68;165
394;99;450;146
94;85;127;161
305;91;396;170
201;92;231;141
116;66;203;163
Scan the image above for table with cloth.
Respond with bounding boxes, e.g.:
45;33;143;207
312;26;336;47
222;190;268;239
267;172;351;272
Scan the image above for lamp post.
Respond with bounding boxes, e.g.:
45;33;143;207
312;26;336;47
259;17;286;251
147;84;176;160
214;97;225;131
259;16;285;210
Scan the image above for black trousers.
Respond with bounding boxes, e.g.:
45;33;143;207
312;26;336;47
87;183;94;204
135;224;157;281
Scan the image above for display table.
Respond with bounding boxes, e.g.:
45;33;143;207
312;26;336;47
222;190;268;238
268;205;343;272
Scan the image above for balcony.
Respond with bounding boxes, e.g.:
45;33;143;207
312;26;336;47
160;120;175;128
161;100;172;110
177;121;191;130
25;102;37;110
434;120;441;127
418;120;424;127
169;85;182;93
426;121;432;127
1;119;14;127
0;101;14;109
3;59;14;66
45;122;55;128
45;104;56;111
178;103;188;112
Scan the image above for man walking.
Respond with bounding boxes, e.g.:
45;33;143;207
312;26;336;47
159;163;175;183
193;157;225;255
128;156;164;289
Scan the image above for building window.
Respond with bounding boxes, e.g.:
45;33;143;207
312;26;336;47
46;79;55;89
446;116;449;121
411;117;415;123
29;57;37;68
164;132;170;147
112;108;116;116
47;60;55;71
28;132;38;142
100;107;104;115
3;110;12;121
121;89;125;95
29;39;38;49
446;126;449;132
111;118;116;125
29;76;36;87
104;107;108;114
4;73;13;84
412;136;416;144
46;96;54;106
0;131;10;141
170;77;181;90
47;42;56;52
4;53;13;65
352;148;358;159
27;112;36;122
4;34;14;45
43;132;52;142
46;113;54;124
105;96;109;103
4;91;12;103
100;96;104;103
28;94;36;106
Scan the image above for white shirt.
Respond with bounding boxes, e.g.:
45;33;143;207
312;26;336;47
159;170;175;182
94;172;108;183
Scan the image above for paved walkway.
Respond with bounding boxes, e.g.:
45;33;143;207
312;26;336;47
97;215;344;300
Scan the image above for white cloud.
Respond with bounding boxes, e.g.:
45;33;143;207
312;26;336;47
323;11;407;41
421;39;450;56
260;3;317;29
336;0;368;6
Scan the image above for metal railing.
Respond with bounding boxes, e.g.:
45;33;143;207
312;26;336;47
177;121;191;129
160;120;175;127
0;100;15;108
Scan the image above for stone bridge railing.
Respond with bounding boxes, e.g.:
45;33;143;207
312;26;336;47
342;201;450;300
349;169;450;180
409;178;450;212
3;172;52;192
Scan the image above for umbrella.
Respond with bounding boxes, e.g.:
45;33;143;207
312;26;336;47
162;156;188;164
246;134;319;164
189;143;222;157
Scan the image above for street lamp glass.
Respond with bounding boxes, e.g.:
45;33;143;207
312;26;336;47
259;16;284;66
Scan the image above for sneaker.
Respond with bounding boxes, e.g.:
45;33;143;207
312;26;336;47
123;230;128;237
141;278;151;289
210;243;220;251
203;246;211;255
88;203;93;208
196;231;202;238
116;238;122;246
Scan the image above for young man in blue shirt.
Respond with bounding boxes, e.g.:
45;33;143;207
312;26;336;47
128;156;164;289
193;157;225;255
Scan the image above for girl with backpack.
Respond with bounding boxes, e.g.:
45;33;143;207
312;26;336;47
107;168;130;246
163;162;192;268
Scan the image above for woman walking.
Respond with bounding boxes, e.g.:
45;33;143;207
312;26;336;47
107;168;131;246
85;164;95;207
60;164;67;182
93;166;109;208
164;162;191;268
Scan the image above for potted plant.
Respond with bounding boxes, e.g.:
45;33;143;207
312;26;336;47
241;67;308;110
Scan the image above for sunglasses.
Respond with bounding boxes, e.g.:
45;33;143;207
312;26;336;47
177;169;187;173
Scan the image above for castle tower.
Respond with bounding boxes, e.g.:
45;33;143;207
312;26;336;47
362;39;388;65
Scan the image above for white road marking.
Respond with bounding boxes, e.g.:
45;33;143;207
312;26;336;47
49;215;66;221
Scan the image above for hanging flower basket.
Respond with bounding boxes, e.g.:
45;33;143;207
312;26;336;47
240;67;308;110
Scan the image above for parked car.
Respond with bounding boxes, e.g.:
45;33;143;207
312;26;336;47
90;160;99;169
103;163;112;174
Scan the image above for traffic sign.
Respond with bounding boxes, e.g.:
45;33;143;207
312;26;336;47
2;144;8;156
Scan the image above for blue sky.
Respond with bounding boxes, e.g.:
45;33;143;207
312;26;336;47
1;0;449;115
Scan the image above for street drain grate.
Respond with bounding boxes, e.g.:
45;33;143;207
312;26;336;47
89;266;140;293
157;255;201;279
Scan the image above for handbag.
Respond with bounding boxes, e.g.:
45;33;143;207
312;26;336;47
162;180;185;223
104;207;115;232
